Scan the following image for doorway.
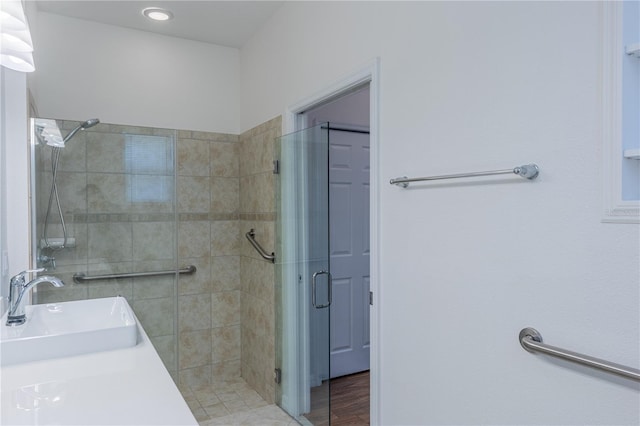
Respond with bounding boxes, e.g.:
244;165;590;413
275;83;371;425
305;88;371;380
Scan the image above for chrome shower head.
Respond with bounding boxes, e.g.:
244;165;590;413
81;118;100;129
62;118;100;143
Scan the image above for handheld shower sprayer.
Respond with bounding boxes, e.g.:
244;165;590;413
62;118;100;144
40;117;100;262
35;118;100;148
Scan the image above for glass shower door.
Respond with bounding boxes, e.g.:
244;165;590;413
275;123;331;425
30;118;180;380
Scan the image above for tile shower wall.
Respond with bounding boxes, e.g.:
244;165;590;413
35;120;241;386
36;120;180;377
239;116;281;404
176;128;241;387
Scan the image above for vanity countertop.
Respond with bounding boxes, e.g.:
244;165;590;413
0;320;197;426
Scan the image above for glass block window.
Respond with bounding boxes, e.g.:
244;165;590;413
124;134;174;203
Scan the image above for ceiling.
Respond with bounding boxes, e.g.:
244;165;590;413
34;1;284;48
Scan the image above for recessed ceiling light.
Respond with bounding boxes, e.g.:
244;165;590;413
142;7;173;22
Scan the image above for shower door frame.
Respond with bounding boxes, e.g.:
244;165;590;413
279;59;381;424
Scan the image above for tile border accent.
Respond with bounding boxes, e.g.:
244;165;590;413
239;213;276;222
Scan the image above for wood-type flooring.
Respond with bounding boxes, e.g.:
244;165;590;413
306;371;370;426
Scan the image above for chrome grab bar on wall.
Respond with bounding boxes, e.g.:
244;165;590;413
390;163;539;188
519;327;640;382
245;229;275;263
73;265;197;283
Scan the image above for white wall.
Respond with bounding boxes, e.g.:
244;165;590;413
0;67;30;306
31;12;240;134
241;2;640;424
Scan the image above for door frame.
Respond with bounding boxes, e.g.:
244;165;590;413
280;58;381;424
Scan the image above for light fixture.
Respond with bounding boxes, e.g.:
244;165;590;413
0;50;34;72
142;7;173;22
0;0;35;72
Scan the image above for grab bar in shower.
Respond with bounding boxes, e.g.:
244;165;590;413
73;265;197;283
390;163;539;187
519;327;640;382
245;229;275;263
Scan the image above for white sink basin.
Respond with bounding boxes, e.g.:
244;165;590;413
1;297;137;366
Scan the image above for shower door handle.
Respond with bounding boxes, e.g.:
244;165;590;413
312;270;332;309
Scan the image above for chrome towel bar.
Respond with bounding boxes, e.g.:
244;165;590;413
519;327;640;382
245;229;275;263
73;265;196;283
390;163;539;187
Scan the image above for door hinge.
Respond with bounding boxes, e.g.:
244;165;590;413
369;291;373;306
273;160;280;174
274;368;282;384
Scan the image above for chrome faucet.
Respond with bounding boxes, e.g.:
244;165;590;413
6;269;64;326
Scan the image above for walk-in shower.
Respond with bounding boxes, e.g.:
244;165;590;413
28;117;247;401
35;118;100;267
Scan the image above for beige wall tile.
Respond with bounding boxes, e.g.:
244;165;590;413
178;221;210;258
179;257;212;295
190;131;233;142
87;281;133;300
239;257;274;303
211;290;240;328
101;124;154;135
211;221;239;256
49;172;87;214
241;362;258;395
210;177;239;214
133;275;174;300
178;175;210;213
132;221;175;261
87;222;132;263
211;142;239;177
132;259;176;299
178;138;210;176
87;173;130;213
86;132;126;173
238;175;253;213
179;293;212;332
55;134;87;173
129;197;175;214
177;130;192;140
238;139;257;178
212;325;240;364
132;297;175;337
210;256;239;292
179;329;212;369
239;173;274;214
238;116;281;178
212;360;241;382
258;173;275;213
35;286;88;304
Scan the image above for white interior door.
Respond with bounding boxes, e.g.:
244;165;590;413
328;126;370;378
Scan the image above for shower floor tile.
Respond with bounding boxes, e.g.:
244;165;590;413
180;378;296;426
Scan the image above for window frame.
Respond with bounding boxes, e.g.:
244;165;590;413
602;1;640;223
